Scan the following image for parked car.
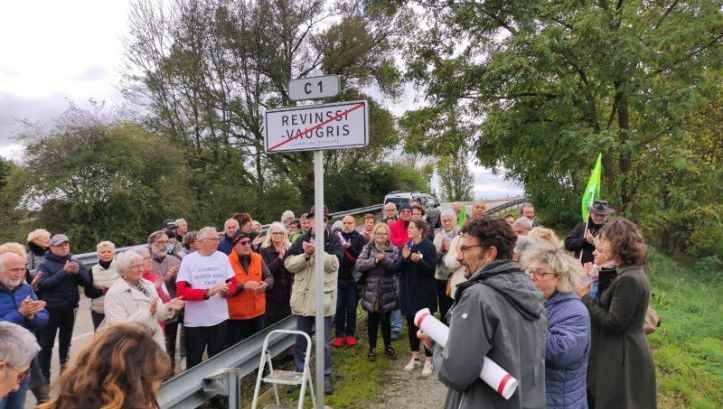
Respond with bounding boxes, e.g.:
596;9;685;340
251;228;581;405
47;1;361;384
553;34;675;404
384;192;441;228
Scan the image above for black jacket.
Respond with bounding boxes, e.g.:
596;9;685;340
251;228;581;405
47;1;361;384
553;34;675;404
564;219;605;264
260;245;293;306
398;239;438;317
288;226;343;264
356;242;400;313
338;230;367;281
37;252;92;309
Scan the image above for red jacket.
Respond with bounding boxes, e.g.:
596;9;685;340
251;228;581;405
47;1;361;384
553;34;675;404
390;219;410;248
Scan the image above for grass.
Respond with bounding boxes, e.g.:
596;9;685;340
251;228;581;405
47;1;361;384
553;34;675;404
646;250;723;409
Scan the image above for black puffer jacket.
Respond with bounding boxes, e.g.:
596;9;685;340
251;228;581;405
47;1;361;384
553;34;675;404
356;242;400;313
37;252;92;309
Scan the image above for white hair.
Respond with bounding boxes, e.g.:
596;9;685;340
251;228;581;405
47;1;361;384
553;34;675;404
281;210;295;222
132;246;151;258
224;219;239;229
513;217;533;231
198;226;218;240
0;322;41;369
520;241;583;293
26;229;51;244
96;240;116;254
175;218;187;225
115;250;143;276
440;208;456;219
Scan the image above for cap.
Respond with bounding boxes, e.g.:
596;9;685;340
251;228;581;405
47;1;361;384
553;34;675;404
590;200;615;215
231;232;251;246
49;234;70;246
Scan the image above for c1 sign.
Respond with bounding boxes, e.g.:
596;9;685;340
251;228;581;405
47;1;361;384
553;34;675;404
288;75;340;101
264;100;368;153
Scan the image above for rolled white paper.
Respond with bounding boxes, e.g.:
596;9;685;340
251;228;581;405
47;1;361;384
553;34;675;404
414;308;519;400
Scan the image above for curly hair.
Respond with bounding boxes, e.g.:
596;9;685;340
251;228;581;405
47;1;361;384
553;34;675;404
599;218;647;267
38;323;170;409
463;218;516;260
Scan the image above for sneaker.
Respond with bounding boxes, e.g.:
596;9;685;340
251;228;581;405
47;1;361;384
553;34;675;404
403;357;420;371
332;337;345;348
367;350;377;361
384;345;398;360
345;336;357;347
421;359;433;376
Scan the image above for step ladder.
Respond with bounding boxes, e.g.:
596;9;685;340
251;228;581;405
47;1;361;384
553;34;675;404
251;329;317;409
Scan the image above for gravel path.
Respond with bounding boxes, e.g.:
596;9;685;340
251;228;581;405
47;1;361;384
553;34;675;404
367;358;447;409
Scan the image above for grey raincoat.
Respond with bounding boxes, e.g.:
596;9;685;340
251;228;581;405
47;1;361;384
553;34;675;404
434;260;547;409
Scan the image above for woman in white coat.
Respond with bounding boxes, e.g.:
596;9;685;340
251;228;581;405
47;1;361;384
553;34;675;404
103;251;184;351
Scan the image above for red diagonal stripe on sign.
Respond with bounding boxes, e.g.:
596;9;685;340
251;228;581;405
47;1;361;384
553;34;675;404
268;102;365;152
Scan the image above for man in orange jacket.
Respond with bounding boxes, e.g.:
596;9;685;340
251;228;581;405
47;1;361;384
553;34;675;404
226;233;274;347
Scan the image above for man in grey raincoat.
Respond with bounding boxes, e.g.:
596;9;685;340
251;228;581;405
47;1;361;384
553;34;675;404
420;218;547;409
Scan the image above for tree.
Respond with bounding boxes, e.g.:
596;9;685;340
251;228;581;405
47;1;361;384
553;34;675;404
437;148;473;202
123;0;411;210
401;0;722;254
0;158;29;243
21;107;192;251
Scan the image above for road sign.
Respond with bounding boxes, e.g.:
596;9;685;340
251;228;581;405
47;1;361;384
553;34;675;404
288;75;341;101
264;100;368;153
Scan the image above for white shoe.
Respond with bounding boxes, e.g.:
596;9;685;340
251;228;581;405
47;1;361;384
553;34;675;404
403;357;420;371
421;359;433;376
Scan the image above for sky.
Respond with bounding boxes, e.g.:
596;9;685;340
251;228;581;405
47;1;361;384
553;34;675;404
0;0;523;200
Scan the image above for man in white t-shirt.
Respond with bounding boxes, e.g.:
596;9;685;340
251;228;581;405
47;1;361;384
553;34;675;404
176;226;237;368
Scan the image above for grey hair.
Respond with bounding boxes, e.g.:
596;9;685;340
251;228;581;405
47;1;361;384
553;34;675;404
0;322;41;369
198;226;218;240
132;246;151;258
440;208;457;219
175;218;187;225
281;210;295;222
513;217;533;231
115;250;144;276
26;229;51;244
514;236;541;259
519;241;583;293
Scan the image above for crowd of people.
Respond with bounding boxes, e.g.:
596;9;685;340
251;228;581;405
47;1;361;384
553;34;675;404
0;199;658;409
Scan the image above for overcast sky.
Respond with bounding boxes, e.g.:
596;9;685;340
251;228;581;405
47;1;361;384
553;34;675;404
0;0;523;199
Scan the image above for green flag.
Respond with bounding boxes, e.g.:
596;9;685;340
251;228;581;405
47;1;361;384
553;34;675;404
581;153;602;222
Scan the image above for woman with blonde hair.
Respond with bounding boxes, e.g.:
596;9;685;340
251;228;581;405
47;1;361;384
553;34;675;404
37;322;170;409
25;229;50;280
259;222;292;325
88;241;119;330
521;242;590;409
528;226;563;248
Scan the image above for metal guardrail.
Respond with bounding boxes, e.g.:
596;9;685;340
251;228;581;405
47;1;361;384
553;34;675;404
158;316;297;409
486;198;529;216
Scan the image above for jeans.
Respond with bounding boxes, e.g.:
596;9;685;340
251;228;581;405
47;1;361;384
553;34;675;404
294;315;332;379
227;316;265;347
0;378;30;409
390;308;402;336
367;311;391;350
185;321;228;369
37;306;76;381
334;279;357;337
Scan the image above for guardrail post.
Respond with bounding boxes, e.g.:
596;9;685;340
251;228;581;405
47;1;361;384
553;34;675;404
202;368;241;408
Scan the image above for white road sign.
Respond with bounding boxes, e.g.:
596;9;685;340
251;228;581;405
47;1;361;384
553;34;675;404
264;100;368;153
288;75;341;101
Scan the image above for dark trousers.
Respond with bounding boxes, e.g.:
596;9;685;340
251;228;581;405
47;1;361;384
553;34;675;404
227;316;265;347
334;279;357;337
165;320;180;371
294;315;332;378
185;321;228;369
406;315;432;356
266;300;291;326
367;311;391;350
436;279;453;324
91;310;105;330
37;306;76;381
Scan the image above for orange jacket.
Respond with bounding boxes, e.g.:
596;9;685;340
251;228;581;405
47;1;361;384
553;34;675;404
227;251;266;319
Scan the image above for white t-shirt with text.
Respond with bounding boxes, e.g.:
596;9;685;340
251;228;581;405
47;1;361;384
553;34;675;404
177;250;235;327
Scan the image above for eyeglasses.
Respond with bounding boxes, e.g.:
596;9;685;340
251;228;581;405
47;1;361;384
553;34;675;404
200;237;220;242
459;244;482;253
529;268;558;279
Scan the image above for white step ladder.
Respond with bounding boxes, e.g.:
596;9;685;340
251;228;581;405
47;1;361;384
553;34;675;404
251;329;317;409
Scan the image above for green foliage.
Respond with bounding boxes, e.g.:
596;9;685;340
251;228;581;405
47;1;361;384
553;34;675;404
437;148;473;202
403;0;723;256
23;117;192;252
0;159;29;243
646;248;723;409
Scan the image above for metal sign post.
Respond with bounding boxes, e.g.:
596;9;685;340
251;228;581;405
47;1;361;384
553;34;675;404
265;74;369;409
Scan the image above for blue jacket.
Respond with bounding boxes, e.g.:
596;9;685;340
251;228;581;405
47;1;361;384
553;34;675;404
217;234;235;255
544;291;591;409
37;252;92;309
0;282;49;330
